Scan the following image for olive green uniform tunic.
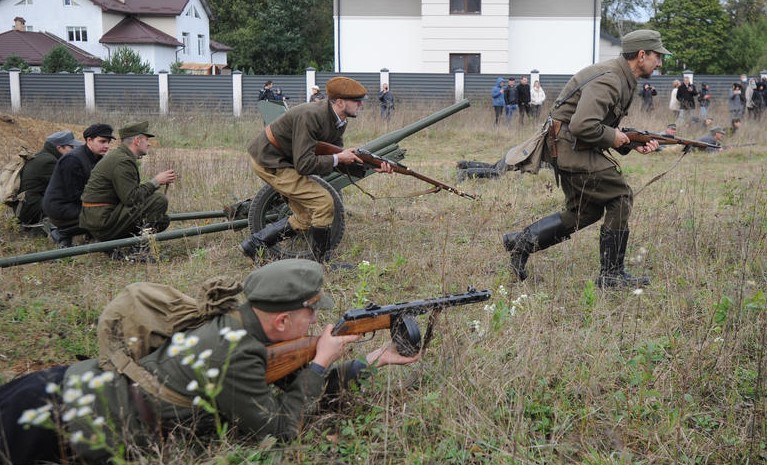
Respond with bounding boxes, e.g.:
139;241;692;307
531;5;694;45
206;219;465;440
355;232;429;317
549;57;637;232
16;142;60;224
247;101;345;230
79;145;169;240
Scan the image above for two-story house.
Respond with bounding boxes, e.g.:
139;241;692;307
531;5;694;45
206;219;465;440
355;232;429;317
0;0;230;73
334;0;603;75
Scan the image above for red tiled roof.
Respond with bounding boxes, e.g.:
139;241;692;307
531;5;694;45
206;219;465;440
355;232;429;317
0;30;102;66
210;40;232;52
100;17;182;47
90;0;212;17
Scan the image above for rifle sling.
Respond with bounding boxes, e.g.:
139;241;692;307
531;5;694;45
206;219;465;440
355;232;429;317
342;172;442;200
634;147;690;197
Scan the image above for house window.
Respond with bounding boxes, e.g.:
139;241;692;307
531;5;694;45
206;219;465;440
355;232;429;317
186;6;200;18
182;32;190;53
450;53;480;73
64;0;72;5
197;34;205;55
450;0;480;14
67;26;87;42
25;25;33;31
15;0;33;5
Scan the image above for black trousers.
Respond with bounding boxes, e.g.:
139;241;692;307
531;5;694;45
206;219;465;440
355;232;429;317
0;366;68;465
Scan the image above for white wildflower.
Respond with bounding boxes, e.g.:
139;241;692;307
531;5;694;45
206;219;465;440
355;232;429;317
100;372;115;383
32;410;51;425
172;333;186;344
192;396;202;406
192;360;205;369
77;394;96;406
632;289;644;296
219;327;231;336
498;285;508;297
45;383;60;394
70;431;85;444
205;383;215;393
361;260;370;266
166;345;182;357
128;337;139;344
483;303;496;313
205;368;220;379
224;329;247;342
62;408;78;422
62;388;83;404
181;354;195;366
65;375;80;387
93;417;106;427
87;377;104;390
18;409;37;425
186;380;199;392
184;335;200;348
509;305;517;317
76;406;92;417
80;371;94;383
714;336;724;343
198;349;213;360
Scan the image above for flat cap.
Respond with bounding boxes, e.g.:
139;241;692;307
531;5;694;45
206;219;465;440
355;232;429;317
666;123;677;130
243;259;334;312
326;76;367;101
622;29;671;55
83;123;115;141
710;126;726;135
46;130;82;147
119;121;155;139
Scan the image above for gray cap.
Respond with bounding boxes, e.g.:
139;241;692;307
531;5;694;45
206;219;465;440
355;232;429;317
710;126;726;135
46;130;82;147
243;259;334;312
622;29;671;55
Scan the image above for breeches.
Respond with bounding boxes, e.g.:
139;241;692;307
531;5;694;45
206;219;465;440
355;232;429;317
250;159;334;230
558;167;633;232
80;193;170;241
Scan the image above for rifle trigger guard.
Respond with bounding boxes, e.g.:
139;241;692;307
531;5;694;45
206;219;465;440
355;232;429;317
391;314;421;357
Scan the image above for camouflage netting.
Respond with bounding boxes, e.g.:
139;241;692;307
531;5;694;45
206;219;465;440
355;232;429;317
0;113;85;161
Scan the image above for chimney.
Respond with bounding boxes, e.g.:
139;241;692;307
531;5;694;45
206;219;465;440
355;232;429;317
13;17;26;32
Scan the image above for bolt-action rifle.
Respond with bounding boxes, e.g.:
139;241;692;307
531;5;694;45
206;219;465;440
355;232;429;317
265;288;491;383
621;128;721;152
315;141;480;200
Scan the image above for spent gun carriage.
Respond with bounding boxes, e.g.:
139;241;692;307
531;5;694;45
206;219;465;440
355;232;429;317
0;100;471;268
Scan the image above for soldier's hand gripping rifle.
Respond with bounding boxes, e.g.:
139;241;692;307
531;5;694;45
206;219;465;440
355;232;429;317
621;128;721;152
315;141;480;201
264;288;491;383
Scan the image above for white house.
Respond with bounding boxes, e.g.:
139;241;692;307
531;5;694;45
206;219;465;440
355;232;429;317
0;0;229;73
333;0;604;75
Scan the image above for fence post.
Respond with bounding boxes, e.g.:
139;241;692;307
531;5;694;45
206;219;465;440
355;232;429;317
158;71;169;115
379;68;389;95
232;70;242;117
683;69;694;84
530;69;540;87
9;68;20;113
83;70;95;114
454;68;464;103
305;67;316;102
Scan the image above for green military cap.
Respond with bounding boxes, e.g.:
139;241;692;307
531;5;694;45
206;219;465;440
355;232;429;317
243;259;334;312
119;121;155;139
709;126;726;135
326;76;367;101
621;29;671;55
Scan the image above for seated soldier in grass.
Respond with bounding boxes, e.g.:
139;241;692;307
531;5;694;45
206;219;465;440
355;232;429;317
79;122;176;243
0;259;419;464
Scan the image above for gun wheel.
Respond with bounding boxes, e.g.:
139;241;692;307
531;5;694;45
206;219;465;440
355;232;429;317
247;175;345;260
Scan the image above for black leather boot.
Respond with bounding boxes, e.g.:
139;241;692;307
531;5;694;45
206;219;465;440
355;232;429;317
502;213;571;281
596;228;650;289
310;226;332;263
239;217;296;260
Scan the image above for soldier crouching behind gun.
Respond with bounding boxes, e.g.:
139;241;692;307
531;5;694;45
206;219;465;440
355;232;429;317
501;30;671;288
0;259;419;464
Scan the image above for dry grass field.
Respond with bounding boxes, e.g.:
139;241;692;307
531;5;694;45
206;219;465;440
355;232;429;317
0;101;765;464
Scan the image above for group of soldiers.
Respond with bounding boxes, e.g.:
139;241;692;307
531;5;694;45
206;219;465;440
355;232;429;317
2;28;672;464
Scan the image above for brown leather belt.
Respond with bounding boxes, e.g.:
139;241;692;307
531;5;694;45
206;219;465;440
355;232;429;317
82;202;114;208
264;125;282;150
548;119;563;159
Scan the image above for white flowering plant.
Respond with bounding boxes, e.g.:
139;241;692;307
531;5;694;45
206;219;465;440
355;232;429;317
352;260;377;308
165;327;248;439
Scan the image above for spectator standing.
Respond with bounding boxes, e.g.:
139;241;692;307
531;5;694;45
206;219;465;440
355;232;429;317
378;83;395;121
669;79;681;120
42;124;114;247
309;85;325;102
728;82;745;120
639;83;657;112
697;82;711;119
750;82;765;121
258;80;276;102
530;80;546;120
745;78;757;118
676;76;698;124
516;76;532;125
503;77;518;124
491;77;505;125
15;131;81;226
79;122;175;243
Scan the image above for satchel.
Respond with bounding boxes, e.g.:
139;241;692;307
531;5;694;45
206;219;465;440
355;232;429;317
504;117;551;174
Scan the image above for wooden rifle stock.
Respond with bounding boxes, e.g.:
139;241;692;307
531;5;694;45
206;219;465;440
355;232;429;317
315;141;479;200
264;289;491;383
621;128;720;151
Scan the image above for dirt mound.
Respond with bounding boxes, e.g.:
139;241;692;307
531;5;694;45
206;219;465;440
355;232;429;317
0;113;86;161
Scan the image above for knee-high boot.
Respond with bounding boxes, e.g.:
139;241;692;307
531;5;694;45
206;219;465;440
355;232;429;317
239;217;296;260
596;228;650;288
309;226;332;263
502;213;571;281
